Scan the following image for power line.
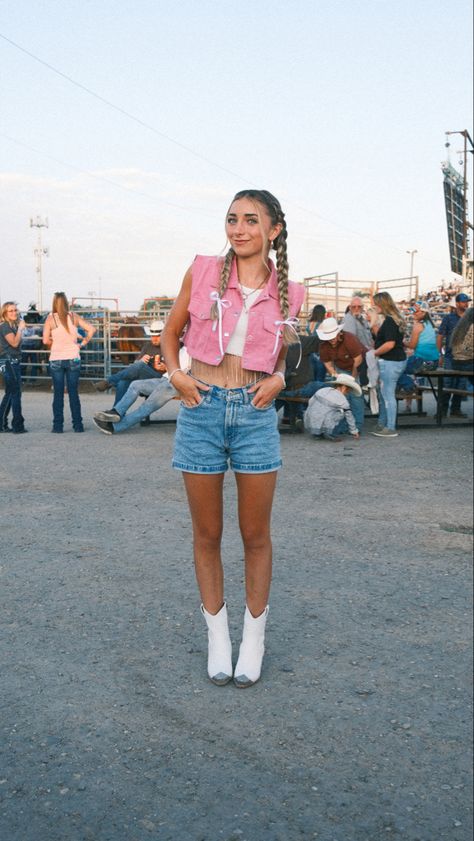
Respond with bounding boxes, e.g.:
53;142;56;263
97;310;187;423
0;32;452;268
0;131;219;218
0;32;251;184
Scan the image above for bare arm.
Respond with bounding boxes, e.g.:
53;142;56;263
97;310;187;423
74;314;96;346
351;353;363;377
405;322;422;351
4;320;26;348
323;360;337;377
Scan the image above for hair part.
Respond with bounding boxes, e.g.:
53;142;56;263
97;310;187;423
212;189;292;339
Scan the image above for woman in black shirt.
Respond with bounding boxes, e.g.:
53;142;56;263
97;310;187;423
371;292;407;438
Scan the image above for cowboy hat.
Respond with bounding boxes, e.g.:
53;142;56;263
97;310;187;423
147;319;165;335
316;317;342;341
332;373;362;396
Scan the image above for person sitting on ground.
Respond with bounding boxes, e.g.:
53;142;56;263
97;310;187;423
92;348;190;434
397;302;439;411
304;373;361;441
317;317;366;432
93;320;166;404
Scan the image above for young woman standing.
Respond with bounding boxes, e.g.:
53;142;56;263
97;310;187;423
0;302;27;433
42;292;96;433
371;291;407;438
162;189;304;688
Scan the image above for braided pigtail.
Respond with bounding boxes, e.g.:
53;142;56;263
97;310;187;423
210;248;234;320
273;214;295;343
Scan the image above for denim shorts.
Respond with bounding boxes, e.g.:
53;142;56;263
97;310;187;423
172;384;282;474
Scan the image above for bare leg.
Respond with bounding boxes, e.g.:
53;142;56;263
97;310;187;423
235;471;278;617
183;472;225;615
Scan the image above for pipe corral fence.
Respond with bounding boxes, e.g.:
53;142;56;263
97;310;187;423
303;274;419;319
14;309;164;385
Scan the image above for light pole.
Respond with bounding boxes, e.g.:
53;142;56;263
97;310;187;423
406;249;418;298
30;216;49;312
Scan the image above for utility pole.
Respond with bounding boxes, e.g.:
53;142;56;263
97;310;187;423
29;216;49;312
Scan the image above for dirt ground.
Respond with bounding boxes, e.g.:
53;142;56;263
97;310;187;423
1;389;472;841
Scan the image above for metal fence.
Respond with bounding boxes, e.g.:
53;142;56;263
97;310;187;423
16;309;158;384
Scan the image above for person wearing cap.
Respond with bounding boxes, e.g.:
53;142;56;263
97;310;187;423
93;320;167;405
304;373;361;440
397;302;439;410
317;317;366;432
437;293;472;417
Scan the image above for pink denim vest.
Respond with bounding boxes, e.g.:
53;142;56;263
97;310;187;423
184;255;305;374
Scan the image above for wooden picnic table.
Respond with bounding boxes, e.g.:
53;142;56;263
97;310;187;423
397;367;473;427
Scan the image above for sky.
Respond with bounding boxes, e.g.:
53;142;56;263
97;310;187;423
1;0;473;312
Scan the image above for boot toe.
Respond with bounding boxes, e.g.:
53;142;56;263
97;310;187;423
233;674;256;688
210;672;232;686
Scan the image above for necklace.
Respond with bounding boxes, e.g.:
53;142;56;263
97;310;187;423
238;277;268;312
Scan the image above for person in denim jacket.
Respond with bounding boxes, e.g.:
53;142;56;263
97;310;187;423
162;189;304;689
42;292;96;433
0;302;27;433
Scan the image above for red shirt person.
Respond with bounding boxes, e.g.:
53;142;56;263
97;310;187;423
317;317;365;378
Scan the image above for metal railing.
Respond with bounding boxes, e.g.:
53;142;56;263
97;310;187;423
15;309;160;384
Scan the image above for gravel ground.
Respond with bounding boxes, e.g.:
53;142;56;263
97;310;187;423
1;389;472;841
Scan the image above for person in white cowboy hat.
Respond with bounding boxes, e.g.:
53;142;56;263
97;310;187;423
316;317;366;432
92;319;166;405
304;373;362;441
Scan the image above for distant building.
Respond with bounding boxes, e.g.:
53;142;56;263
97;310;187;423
139;296;176;321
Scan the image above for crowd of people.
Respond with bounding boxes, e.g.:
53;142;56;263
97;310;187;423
1;193;473;690
1;287;473;440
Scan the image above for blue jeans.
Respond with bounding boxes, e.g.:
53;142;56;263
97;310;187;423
49;358;83;431
276;380;326;419
173;384;281;474
0;358;24;432
378;358;407;430
397;355;437;391
108;362;162;405
335;367;365;431
113;378;177;432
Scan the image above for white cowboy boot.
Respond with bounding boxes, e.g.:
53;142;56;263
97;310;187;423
200;602;233;686
234;605;269;688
